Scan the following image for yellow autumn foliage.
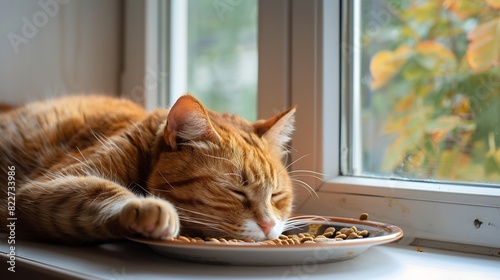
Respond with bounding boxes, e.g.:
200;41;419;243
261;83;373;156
466;17;500;72
370;46;412;89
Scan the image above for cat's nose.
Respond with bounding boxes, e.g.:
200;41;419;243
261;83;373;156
258;220;276;235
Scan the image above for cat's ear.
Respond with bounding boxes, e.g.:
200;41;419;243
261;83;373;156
164;95;221;149
254;106;297;153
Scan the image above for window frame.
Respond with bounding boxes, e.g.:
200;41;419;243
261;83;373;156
259;0;500;250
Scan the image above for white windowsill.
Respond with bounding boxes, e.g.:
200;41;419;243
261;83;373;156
320;176;500;206
1;236;498;279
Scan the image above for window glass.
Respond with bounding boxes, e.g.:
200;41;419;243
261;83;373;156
186;0;258;121
352;0;500;185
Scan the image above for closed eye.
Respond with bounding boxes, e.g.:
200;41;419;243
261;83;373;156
271;191;289;209
231;189;251;209
231;189;247;200
271;192;283;199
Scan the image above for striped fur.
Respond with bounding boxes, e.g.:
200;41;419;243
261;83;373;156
0;95;296;243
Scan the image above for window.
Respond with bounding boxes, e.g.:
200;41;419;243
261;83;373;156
351;0;500;186
259;0;500;250
169;0;258;121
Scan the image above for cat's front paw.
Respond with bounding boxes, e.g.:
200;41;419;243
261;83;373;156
119;197;180;239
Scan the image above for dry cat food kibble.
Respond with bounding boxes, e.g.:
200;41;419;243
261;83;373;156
170;225;370;245
168;214;373;245
359;213;369;220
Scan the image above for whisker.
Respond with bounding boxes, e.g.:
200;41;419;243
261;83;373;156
287;214;327;220
282;220;311;231
178;216;220;225
289;169;328;183
178;216;225;232
282;224;305;231
178;216;219;223
176;206;232;223
158;171;176;191
282;215;330;231
281;154;309;174
130;183;157;198
291;178;319;198
288;169;327;177
281;142;297;153
179;214;220;222
286;216;328;224
179;222;224;233
149;188;174;193
290;174;324;181
177;213;221;223
283;219;314;226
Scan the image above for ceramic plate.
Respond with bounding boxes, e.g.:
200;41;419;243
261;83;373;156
129;216;403;266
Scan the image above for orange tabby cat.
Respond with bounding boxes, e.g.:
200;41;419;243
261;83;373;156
0;95;296;243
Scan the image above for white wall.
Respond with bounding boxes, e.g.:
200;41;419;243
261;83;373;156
0;0;122;105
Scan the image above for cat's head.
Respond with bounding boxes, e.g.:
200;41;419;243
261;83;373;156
148;95;296;241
